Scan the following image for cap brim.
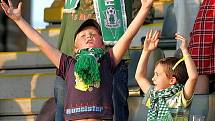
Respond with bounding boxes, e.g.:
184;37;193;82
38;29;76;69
74;19;102;41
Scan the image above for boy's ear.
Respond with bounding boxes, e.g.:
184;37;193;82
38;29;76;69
170;77;177;85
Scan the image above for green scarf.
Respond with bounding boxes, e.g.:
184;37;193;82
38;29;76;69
148;84;183;121
74;48;104;91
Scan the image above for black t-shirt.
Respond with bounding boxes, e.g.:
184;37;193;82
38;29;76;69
57;49;115;120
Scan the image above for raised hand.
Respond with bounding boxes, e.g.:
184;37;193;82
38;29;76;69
175;33;188;51
141;0;153;9
143;30;160;52
1;0;22;21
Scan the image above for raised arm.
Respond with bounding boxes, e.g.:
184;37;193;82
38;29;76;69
135;30;160;93
0;0;61;68
175;33;198;100
112;0;153;65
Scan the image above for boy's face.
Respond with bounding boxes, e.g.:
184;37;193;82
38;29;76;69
152;63;173;91
74;26;104;52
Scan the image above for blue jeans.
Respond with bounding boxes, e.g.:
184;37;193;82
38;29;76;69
113;60;129;121
54;76;66;121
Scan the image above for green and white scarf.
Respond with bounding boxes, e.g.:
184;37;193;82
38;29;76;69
74;48;104;91
64;0;80;13
93;0;127;45
148;84;183;121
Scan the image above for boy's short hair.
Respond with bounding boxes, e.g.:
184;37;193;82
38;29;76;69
74;19;102;41
155;57;188;85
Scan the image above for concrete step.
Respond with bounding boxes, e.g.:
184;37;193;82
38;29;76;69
130;21;176;57
0;51;54;69
0;98;49;116
0;115;37;121
0;69;55;98
27;27;60;51
0;68;56;75
128;48;165;87
131;21;163;47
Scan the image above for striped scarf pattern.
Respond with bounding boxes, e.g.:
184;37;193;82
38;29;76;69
147;84;183;121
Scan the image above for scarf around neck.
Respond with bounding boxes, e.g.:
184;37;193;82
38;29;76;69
74;48;105;91
147;84;183;121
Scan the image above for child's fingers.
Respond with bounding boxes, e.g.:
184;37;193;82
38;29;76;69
155;39;159;47
152;30;157;39
175;33;188;48
1;0;5;4
1;0;9;10
17;2;22;10
175;33;186;41
148;30;153;39
153;30;160;40
151;31;159;44
146;31;150;40
154;31;160;46
175;36;185;41
175;35;185;40
8;0;13;8
0;2;8;13
175;33;185;39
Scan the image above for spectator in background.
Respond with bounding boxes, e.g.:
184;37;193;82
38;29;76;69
189;0;215;95
174;0;202;48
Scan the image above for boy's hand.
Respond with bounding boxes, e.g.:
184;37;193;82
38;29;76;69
1;0;22;21
141;0;153;9
175;33;188;51
143;30;160;52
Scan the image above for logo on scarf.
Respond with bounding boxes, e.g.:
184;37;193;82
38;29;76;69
105;6;120;28
93;0;127;45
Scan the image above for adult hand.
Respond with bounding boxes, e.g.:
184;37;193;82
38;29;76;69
1;0;22;21
143;30;160;52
